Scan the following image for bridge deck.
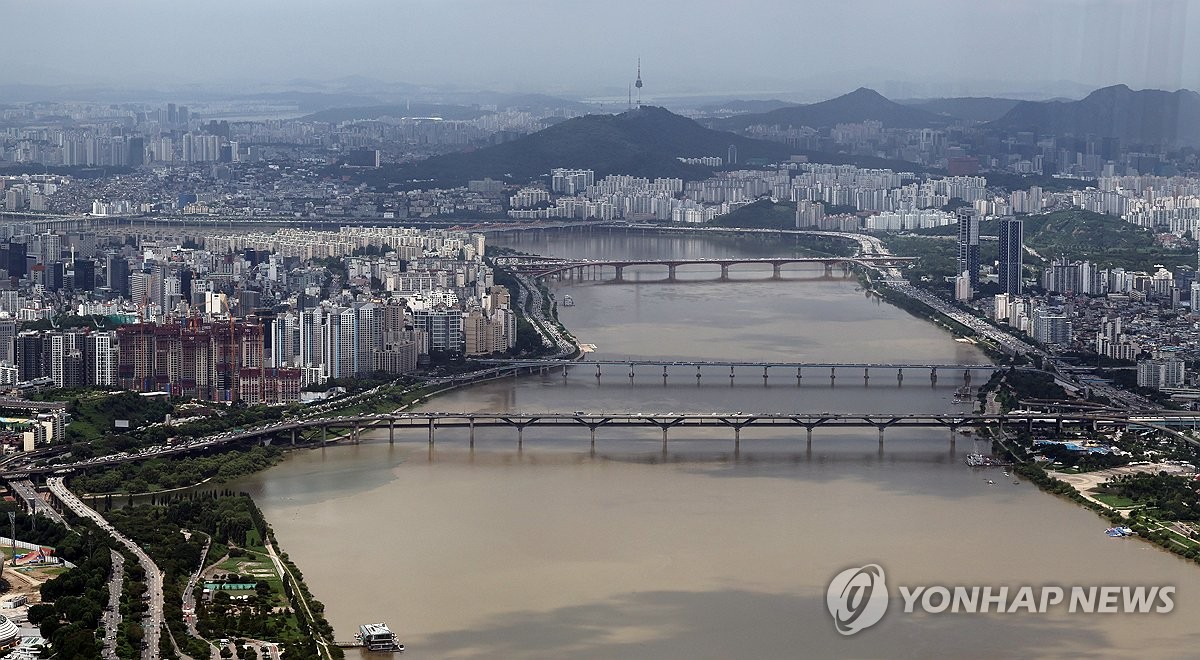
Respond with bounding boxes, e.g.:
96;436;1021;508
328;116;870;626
8;409;1200;478
481;360;997;370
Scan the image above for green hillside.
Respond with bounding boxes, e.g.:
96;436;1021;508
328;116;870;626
913;209;1193;270
711;199;797;229
384;105;792;187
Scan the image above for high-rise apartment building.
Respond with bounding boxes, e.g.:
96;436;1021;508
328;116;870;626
0;318;15;365
88;331;118;386
116;321;293;403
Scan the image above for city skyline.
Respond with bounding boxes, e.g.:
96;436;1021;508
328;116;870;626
3;0;1198;100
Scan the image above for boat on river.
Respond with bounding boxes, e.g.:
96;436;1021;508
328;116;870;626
356;623;404;652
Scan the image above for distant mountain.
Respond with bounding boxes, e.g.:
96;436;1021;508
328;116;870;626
898;97;1022;123
392;105;793;186
713;88;945;131
987;85;1200;146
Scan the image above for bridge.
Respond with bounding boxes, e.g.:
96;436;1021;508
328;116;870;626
7;409;1200;478
480;359;998;384
491;255;914;281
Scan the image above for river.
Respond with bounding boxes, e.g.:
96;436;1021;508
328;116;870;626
232;229;1200;658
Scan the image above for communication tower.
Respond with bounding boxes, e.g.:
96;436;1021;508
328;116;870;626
635;58;643;107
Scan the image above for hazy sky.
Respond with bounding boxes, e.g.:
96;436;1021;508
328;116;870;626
5;0;1199;99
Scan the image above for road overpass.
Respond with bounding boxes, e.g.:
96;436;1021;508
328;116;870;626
7;479;69;528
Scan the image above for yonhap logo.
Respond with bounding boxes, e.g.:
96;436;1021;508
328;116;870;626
827;564;889;635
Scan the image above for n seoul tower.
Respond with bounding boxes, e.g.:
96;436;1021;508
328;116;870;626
635;58;643;107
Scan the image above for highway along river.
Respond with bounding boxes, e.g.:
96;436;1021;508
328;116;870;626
231;229;1200;658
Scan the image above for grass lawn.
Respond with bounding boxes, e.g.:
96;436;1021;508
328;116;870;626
1092;491;1137;508
214;543;287;608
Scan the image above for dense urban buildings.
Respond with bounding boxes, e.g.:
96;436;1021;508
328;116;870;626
0;220;514;411
5;89;1200;418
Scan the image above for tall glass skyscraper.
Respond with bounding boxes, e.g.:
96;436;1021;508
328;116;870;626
998;216;1024;294
956;208;980;289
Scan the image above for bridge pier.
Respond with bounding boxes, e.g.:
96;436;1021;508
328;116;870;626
830;367;836;384
772;263;782;279
697;365;702;381
730;365;735;381
806;427;814;445
797;367;802;383
897;369;903;385
720;264;730;280
469;418;475;448
629;365;635;379
763;366;769;382
590;426;596;451
663;365;669;382
517;426;524;449
428;419;436;445
930;367;938;385
824;262;834;276
322;425;327;444
389;422;395;444
734;426;741;451
667;264;677;281
864;367;870;385
596;364;602;379
614;265;624;281
963;369;972;385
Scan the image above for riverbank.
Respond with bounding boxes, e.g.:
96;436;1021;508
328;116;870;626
79;476;214;500
857;273;1016;365
988;428;1200;566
